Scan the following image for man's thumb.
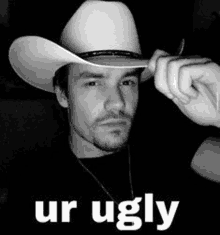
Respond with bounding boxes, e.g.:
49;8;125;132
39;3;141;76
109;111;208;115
148;49;168;74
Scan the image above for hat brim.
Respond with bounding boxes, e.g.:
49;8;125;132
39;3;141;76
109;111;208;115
9;36;152;93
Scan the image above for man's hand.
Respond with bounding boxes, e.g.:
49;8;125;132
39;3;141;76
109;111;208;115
148;50;220;127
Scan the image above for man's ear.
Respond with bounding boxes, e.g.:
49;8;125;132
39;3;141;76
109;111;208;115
55;86;68;108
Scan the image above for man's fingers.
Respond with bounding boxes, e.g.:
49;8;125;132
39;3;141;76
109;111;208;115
181;61;218;83
148;50;176;99
179;61;218;98
167;59;190;103
150;51;217;105
179;68;198;98
154;56;174;99
168;58;212;102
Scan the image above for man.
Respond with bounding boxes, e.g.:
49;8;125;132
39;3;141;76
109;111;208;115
7;0;220;233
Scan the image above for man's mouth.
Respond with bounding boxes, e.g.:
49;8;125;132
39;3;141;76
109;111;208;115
100;120;128;126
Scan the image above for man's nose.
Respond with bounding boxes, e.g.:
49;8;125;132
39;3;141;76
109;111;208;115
104;88;125;112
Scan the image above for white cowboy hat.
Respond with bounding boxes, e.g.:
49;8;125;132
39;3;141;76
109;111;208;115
8;0;183;93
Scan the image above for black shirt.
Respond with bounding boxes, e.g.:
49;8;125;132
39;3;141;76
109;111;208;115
5;140;220;233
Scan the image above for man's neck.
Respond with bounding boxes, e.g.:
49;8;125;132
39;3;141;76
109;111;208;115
69;131;113;159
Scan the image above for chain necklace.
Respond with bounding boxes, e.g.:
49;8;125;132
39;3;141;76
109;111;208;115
76;145;134;205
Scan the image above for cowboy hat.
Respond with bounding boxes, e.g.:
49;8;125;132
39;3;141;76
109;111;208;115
8;0;183;93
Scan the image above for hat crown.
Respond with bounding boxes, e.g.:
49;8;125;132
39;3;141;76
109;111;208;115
60;0;141;54
8;0;150;94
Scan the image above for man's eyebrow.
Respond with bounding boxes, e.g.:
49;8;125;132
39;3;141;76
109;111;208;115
79;71;105;79
122;68;145;78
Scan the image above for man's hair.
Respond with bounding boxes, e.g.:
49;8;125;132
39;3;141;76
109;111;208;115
52;63;71;98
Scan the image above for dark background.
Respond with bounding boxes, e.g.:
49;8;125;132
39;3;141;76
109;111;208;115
0;0;220;202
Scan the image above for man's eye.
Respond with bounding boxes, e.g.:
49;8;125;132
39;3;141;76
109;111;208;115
122;80;137;86
84;81;99;87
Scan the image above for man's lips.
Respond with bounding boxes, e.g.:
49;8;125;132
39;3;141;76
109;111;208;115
100;120;128;126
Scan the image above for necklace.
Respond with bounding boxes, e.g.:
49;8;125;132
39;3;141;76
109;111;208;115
76;145;134;205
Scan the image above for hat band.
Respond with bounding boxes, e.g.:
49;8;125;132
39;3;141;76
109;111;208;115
78;50;143;59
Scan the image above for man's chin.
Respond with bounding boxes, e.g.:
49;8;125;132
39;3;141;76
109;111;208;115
94;142;127;153
92;135;128;153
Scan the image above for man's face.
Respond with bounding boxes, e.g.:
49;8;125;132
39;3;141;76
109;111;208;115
65;61;141;152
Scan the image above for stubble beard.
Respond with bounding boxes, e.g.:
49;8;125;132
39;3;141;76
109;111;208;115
91;123;131;152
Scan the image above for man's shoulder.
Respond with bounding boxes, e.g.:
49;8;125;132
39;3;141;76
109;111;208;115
9;143;80;191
